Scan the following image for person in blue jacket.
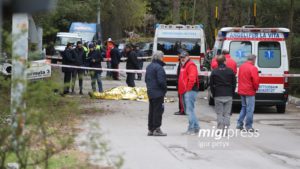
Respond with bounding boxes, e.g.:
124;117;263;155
145;50;167;136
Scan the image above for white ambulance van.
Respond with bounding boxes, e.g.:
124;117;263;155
210;25;290;113
153;24;208;90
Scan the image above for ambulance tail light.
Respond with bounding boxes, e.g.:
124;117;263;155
284;71;289;88
200;53;205;69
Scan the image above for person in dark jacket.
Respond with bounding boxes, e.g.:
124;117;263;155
125;44;139;87
88;44;103;92
110;42;121;80
174;50;185;115
210;55;236;133
62;43;75;95
145;50;167;136
72;41;86;94
135;45;145;81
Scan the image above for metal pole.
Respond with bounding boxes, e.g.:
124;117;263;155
97;0;102;41
214;5;218;39
11;13;29;137
192;0;196;24
253;0;257;25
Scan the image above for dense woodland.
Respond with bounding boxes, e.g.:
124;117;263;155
2;0;300;64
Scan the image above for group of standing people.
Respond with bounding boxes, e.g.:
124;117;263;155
61;39;146;95
145;50;200;136
145;49;260;136
62;41;106;95
62;39;120;95
62;41;87;95
210;50;259;133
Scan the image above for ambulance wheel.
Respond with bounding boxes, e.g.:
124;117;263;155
209;96;215;106
276;104;286;114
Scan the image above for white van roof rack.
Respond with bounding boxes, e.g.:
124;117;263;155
156;24;203;30
220;27;290;33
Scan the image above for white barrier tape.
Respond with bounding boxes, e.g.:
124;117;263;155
259;74;300;77
120;56;152;61
198;72;300;77
50;64;146;74
46;55;151;62
49;62;300;77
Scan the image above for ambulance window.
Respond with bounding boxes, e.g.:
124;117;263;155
258;42;281;68
229;41;252;67
157;38;201;56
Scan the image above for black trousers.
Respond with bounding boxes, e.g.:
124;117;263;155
63;71;72;93
137;62;143;79
111;64;119;80
148;96;164;131
72;69;84;91
126;73;135;87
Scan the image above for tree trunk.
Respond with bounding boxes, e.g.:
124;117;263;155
237;0;242;26
220;0;230;27
172;0;181;24
205;0;213;48
288;0;294;65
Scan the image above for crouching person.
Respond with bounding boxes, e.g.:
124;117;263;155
145;51;167;136
210;55;236;134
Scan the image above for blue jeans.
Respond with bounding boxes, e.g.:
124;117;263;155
91;71;103;92
183;90;200;131
237;96;255;129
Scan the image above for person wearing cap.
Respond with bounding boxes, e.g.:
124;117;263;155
71;41;86;94
125;44;139;87
145;50;167;136
105;38;114;78
210;55;236;134
87;43;103;92
178;51;200;135
62;43;76;95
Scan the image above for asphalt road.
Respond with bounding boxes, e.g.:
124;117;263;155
74;62;300;169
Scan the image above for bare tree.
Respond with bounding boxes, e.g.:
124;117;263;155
172;0;181;24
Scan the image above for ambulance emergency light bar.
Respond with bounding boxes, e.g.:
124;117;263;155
220;26;290;38
155;24;204;30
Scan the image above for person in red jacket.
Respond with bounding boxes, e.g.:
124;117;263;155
236;54;260;132
105;38;114;78
178;51;200;135
211;50;237;75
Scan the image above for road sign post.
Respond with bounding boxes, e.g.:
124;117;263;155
11;13;29;137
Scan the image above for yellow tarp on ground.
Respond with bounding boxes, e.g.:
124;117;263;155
89;86;175;103
89;86;148;101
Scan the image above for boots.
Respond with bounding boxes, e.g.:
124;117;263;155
152;128;167;136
